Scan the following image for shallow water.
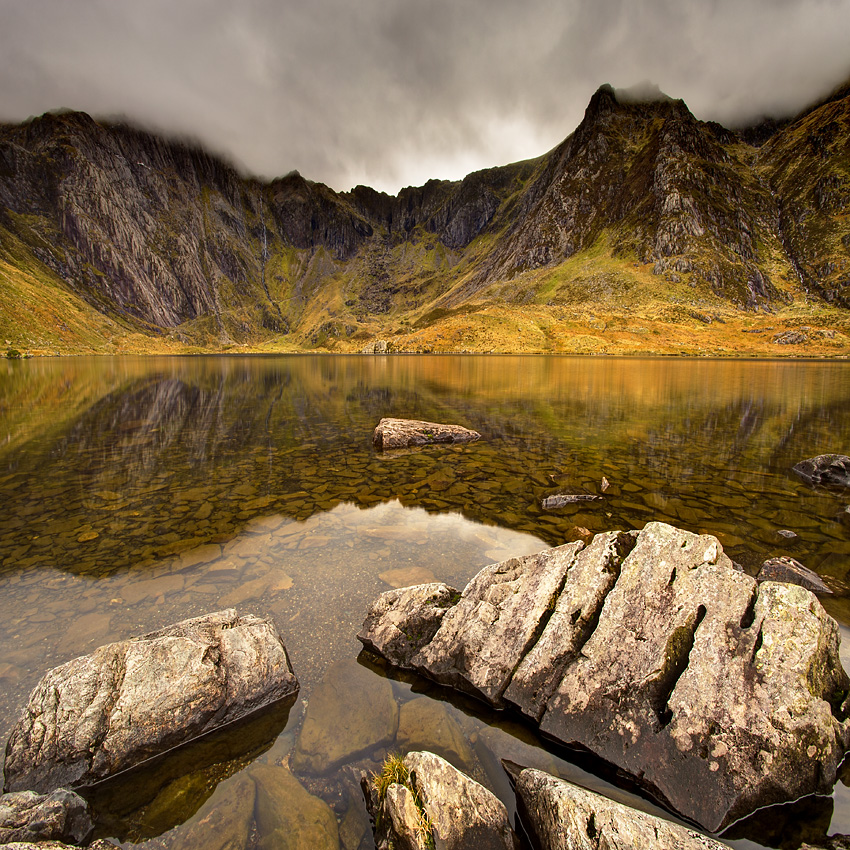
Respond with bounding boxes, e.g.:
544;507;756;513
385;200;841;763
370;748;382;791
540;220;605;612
2;354;850;849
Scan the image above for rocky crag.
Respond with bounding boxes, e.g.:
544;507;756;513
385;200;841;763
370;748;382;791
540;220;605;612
1;80;849;354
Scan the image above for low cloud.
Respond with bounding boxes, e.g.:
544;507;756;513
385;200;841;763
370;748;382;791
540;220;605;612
1;0;848;193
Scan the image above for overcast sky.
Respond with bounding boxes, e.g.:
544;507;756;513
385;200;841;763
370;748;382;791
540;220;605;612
1;0;848;194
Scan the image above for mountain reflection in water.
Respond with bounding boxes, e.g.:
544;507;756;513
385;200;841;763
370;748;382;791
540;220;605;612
1;354;849;850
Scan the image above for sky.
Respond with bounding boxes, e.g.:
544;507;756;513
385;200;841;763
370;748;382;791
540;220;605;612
1;0;848;194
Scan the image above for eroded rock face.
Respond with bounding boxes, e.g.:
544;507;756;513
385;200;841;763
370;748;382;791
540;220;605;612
793;454;850;488
4;610;299;794
358;522;850;831
514;768;727;850
0;789;92;846
372;418;481;450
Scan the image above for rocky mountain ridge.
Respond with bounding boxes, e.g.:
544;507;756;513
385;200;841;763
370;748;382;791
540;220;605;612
0;82;848;354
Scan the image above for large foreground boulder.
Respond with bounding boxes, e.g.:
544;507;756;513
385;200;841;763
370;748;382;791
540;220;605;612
372;418;481;450
513;767;726;850
793;454;850;488
358;522;850;831
4;610;299;794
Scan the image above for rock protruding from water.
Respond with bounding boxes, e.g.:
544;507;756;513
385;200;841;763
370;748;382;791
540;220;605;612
358;522;850;831
365;751;515;850
513;767;727;850
541;494;602;509
758;556;833;594
4;610;299;794
372;418;481;450
793;454;850;488
0;789;92;846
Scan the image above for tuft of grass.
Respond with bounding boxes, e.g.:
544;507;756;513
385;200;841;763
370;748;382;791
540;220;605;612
371;752;435;849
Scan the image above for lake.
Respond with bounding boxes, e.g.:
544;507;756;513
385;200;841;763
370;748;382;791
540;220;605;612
1;354;849;849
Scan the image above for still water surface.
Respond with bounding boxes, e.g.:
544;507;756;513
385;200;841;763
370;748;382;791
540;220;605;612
2;355;850;849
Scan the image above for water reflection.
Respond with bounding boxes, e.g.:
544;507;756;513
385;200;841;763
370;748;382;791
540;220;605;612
1;355;850;849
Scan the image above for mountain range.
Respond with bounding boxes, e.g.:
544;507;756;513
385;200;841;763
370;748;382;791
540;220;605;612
1;81;848;355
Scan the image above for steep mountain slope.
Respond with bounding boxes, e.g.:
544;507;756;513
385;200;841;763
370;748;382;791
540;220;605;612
0;83;848;355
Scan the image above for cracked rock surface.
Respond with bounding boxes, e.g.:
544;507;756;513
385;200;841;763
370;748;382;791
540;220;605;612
4;609;299;794
358;521;850;831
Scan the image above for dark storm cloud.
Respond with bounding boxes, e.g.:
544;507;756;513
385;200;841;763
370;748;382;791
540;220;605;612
1;0;848;193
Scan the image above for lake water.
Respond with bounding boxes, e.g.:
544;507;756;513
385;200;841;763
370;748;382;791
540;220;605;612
1;354;849;849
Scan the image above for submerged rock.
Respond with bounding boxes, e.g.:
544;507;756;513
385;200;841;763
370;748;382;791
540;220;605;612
372;418;481;450
251;764;339;850
4;610;299;794
168;772;256;850
793;454;850;488
396;699;477;775
292;659;398;775
0;789;92;846
513;767;727;850
358;522;850;831
758;556;833;594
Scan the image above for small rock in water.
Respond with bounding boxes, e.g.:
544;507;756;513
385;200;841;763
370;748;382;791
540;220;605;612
792;454;850;489
372;418;481;450
777;529;798;539
758;556;833;595
601;476;610;492
542;494;602;509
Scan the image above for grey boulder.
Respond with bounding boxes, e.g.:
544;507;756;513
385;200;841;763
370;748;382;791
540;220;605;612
4;609;299;794
514;767;727;850
0;789;91;846
793;454;850;488
372;418;481;450
359;521;850;831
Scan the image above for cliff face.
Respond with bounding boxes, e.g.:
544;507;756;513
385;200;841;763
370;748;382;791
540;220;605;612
0;82;848;348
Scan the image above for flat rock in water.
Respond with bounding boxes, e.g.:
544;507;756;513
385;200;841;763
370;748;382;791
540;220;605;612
0;789;92;845
372;418;481;450
358;521;850;831
793;454;850;488
3;610;299;794
758;556;833;594
514;767;727;850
